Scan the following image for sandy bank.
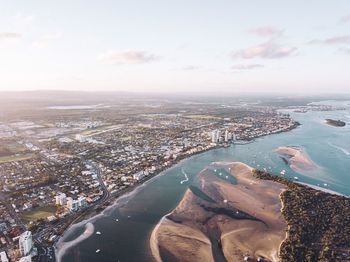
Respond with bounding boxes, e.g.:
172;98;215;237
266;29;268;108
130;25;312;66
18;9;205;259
274;146;317;174
150;161;287;262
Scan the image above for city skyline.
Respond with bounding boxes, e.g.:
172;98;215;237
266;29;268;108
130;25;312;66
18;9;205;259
0;0;350;94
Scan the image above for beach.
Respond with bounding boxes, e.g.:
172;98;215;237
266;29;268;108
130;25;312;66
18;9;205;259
274;146;317;174
150;162;287;262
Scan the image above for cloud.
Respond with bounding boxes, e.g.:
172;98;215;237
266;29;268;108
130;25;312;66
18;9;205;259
339;15;350;23
14;12;35;24
231;64;264;70
249;26;283;37
0;32;22;40
32;33;62;48
98;50;160;64
181;65;202;71
339;47;350;55
233;42;297;59
309;35;350;45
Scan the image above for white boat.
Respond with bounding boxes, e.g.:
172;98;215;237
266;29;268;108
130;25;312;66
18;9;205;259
96;231;101;235
294;176;299;180
115;219;119;222
96;249;101;253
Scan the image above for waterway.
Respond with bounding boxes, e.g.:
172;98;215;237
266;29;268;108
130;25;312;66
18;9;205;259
57;103;350;262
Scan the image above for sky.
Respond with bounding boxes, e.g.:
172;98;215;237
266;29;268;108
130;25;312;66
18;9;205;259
0;0;349;94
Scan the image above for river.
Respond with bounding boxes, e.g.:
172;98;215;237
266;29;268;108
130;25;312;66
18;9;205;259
57;104;350;262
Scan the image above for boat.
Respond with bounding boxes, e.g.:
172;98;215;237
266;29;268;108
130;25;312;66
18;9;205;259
96;249;101;253
115;218;119;222
96;231;101;235
294;176;299;180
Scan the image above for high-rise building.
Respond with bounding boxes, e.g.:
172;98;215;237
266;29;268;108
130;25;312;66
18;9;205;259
211;131;217;143
19;231;32;256
216;130;221;142
232;132;236;141
55;193;67;206
224;130;229;142
66;197;77;211
0;251;9;262
78;196;87;208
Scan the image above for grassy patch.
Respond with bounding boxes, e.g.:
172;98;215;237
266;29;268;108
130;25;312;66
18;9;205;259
0;153;34;164
21;205;57;223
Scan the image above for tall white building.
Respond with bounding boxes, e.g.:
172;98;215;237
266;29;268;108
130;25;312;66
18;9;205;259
0;251;9;262
19;231;32;256
55;193;67;206
66;197;79;212
211;131;217;143
77;196;87;208
224;130;229;142
232;132;236;141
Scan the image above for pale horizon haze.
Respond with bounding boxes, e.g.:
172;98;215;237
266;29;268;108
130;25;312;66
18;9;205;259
1;0;350;94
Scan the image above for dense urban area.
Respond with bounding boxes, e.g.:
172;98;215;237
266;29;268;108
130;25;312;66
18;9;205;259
0;93;345;262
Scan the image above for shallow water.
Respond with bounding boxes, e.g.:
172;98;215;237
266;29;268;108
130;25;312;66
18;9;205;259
58;106;350;262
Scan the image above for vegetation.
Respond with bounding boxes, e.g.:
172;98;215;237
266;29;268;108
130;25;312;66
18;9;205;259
21;205;57;223
254;170;350;262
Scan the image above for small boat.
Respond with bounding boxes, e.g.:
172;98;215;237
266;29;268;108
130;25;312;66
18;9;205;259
324;183;328;187
280;170;286;175
96;249;100;253
115;219;119;222
225;176;228;179
96;231;101;235
127;215;131;219
294;176;299;180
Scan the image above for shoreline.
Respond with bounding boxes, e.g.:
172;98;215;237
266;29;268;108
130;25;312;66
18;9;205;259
150;162;287;262
53;122;301;259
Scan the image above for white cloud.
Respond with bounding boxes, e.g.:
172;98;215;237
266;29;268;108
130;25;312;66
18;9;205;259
0;32;22;40
233;42;297;59
181;65;202;71
340;15;350;23
98;50;160;64
249;26;283;37
231;64;264;70
32;33;62;49
309;35;350;45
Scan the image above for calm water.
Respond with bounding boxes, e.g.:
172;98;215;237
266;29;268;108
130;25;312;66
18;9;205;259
57;106;350;262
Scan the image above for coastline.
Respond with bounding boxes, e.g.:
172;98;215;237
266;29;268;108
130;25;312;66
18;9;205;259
53;122;301;260
150;162;287;262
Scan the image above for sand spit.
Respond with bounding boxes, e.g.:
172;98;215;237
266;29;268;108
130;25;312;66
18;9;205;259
150;162;287;262
274;146;317;174
55;222;94;262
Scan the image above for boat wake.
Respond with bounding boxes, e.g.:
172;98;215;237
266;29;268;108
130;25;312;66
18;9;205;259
55;222;95;262
327;142;350;156
180;168;189;184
